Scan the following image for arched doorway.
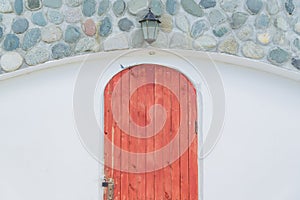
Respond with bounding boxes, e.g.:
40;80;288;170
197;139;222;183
103;64;198;199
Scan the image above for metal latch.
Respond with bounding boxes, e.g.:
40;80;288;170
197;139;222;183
102;178;114;200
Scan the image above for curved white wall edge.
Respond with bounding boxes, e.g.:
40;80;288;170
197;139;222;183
1;49;300;82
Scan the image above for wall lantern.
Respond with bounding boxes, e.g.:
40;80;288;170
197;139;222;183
139;8;161;44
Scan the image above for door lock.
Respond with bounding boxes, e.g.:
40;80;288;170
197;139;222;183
102;178;114;200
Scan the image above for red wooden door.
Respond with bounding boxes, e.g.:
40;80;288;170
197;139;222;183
104;64;198;200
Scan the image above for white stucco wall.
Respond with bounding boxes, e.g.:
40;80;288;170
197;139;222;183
0;49;300;200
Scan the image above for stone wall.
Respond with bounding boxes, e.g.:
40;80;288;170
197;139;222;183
0;0;300;73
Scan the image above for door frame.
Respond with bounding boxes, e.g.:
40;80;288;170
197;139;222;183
96;49;209;200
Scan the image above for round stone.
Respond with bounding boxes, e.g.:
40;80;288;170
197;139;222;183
31;12;47;26
41;25;62;43
242;41;265;59
237;25;253;41
22;28;41;50
274;17;289;31
51;43;71;59
213;26;229;37
64;7;82;23
208;9;226;26
218;36;239;55
273;31;287;45
0;0;13;13
66;0;83;7
25;47;49;65
166;0;178;15
131;29;144;48
175;14;190;33
47;9;64;25
75;37;99;52
0;26;3;39
200;0;216;9
113;0;126;17
82;0;96;17
170;32;192;49
294;22;300;35
26;0;42;11
64;25;81;43
152;32;168;48
255;14;270;29
291;58;300;70
98;0;109;16
293;38;300;51
181;0;204;17
1;52;23;72
118;18;134;32
193;35;217;50
191;20;207;38
3;34;19;51
82;19;96;36
128;0;147;15
160;14;173;33
99;17;112;37
231;12;248;29
12;18;29;34
268;47;290;65
103;33;129;51
220;0;239;12
14;0;24;15
257;32;271;45
43;0;62;8
285;0;295;15
150;0;163;16
266;0;279;15
246;0;263;15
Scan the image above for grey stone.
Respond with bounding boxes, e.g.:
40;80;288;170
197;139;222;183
14;0;23;15
274;16;289;31
128;0;147;15
51;43;71;59
47;9;64;25
99;17;112;37
218;36;239;55
0;26;3;39
160;14;173;33
75;37;99;52
103;33;129;51
294;22;300;35
66;0;83;7
152;32;168;48
242;41;265;59
0;0;13;13
166;0;178;15
131;29;144;48
237;25;253;41
170;32;191;49
175;14;189;33
150;0;163;16
82;0;96;17
266;0;279;15
220;0;239;12
118;18;134;32
293;38;300;51
268;47;290;65
213;26;229;37
0;52;23;72
26;0;42;11
32;12;47;26
193;35;217;50
41;25;62;43
25;47;49;65
22;28;41;50
43;0;62;8
3;34;19;51
64;7;82;23
181;0;204;17
200;0;216;9
246;0;263;15
190;20;207;38
0;14;2;22
208;9;226;26
98;0;109;16
231;12;248;29
12;18;29;34
255;14;270;29
64;25;81;43
113;0;126;17
291;58;300;69
273;31;287;45
285;0;295;15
